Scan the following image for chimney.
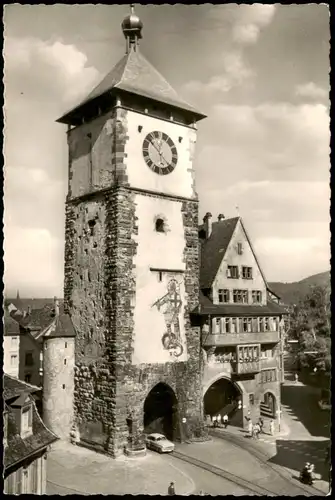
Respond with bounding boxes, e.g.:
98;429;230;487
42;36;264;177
27;306;31;315
218;214;225;222
54;296;59;317
203;212;212;238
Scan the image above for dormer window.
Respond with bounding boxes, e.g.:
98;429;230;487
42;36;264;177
21;405;33;438
155;218;165;233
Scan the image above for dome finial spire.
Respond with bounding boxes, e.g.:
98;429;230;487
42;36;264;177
122;4;143;54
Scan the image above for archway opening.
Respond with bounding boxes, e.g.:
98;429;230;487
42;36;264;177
260;392;276;418
204;378;241;425
143;383;179;441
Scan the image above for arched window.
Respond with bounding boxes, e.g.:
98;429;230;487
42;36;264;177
155;218;165;233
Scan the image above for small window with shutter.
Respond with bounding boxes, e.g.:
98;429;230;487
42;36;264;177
21;405;33;438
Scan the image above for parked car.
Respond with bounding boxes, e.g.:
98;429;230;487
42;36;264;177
318;400;331;411
145;433;175;453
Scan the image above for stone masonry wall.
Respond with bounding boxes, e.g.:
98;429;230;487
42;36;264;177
64;104;203;457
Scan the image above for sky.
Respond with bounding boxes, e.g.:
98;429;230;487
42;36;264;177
3;4;330;298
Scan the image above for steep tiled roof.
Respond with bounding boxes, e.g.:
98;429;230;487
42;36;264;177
25;306;56;331
3;374;41;402
4;377;58;469
200;217;240;288
195;292;286;316
33;306;76;341
57;48;205;124
3;309;21;335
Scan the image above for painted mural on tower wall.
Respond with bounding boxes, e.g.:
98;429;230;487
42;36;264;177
132;193;188;364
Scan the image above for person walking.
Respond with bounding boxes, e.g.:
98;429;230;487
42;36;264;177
216;413;222;427
269;419;275;436
213;415;218;428
295;373;299;383
223;414;229;429
254;422;261;439
258;417;264;434
248;419;253;437
168;482;176;495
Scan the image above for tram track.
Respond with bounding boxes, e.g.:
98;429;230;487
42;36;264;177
172;450;279;496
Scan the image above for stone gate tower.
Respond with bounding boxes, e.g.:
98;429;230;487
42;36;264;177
57;5;206;457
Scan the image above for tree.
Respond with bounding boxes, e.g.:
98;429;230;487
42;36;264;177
291;284;331;378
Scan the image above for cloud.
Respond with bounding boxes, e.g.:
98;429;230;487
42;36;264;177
232;5;276;44
254;236;330;282
4;165;66;233
295;81;328;100
183;51;254;96
207;102;330;183
4;226;64;297
4;36;100;104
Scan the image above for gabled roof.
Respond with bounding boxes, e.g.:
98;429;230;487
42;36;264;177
200;216;269;290
57;48;206;124
3;374;41;402
3;309;21;335
200;217;240;288
4;388;58;469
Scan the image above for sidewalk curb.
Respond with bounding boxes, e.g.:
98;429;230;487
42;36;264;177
210;429;326;496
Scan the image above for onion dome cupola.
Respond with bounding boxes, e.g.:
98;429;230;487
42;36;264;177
122;4;143;53
56;4;206;127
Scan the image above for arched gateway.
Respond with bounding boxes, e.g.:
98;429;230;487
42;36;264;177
203;372;246;427
143;383;179;440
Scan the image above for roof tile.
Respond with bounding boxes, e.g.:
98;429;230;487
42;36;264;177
3;374;41;402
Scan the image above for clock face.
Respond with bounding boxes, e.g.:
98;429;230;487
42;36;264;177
142;131;178;175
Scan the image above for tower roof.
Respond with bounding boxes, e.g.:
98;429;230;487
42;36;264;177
57;6;206;125
57;49;206;125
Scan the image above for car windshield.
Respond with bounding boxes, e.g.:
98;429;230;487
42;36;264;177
156;437;165;441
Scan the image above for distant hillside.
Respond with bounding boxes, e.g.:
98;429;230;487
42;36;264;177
269;271;330;306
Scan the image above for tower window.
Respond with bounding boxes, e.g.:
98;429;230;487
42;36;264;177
64;359;67;365
62;384;66;389
65;342;67;348
88;219;96;236
155;218;165;233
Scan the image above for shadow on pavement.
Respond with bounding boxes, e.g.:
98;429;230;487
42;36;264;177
268;439;330;482
281;383;330;438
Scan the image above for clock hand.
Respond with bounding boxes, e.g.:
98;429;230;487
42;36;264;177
150;139;162;154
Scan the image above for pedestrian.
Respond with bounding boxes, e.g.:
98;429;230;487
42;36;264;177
295;373;299;383
258;418;264;434
168;482;176;495
212;415;218;428
269;419;275;436
216;414;222;427
223;414;229;429
254;423;261;439
248;419;253;436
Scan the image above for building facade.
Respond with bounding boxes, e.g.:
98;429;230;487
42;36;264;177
3;375;58;494
3;306;21;378
3;299;76;434
58;7;206;456
198;214;285;426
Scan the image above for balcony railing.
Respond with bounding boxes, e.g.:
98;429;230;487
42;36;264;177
202;330;279;346
236;360;261;375
260;357;278;370
204;358;261;377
